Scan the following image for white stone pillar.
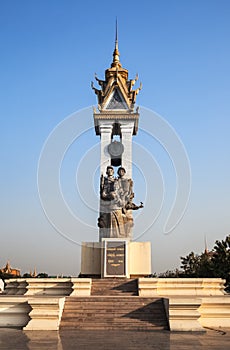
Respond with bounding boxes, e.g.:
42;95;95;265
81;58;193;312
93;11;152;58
99;124;113;175
120;123;134;178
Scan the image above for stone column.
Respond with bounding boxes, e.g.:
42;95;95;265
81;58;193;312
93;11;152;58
120;123;134;178
99;124;113;175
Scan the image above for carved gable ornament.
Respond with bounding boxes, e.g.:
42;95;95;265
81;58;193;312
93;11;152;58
92;32;142;112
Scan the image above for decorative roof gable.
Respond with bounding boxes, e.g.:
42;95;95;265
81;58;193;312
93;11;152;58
91;24;142;112
105;88;128;110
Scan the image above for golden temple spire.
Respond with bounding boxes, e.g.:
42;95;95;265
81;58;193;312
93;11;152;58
115;17;118;50
92;20;141;112
112;18;121;68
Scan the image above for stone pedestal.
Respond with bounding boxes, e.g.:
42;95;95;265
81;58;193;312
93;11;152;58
81;242;101;277
129;241;151;277
81;240;151;278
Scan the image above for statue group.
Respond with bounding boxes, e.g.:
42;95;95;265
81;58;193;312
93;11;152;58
98;166;143;240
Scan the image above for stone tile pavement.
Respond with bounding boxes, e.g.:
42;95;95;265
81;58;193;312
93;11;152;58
0;328;230;349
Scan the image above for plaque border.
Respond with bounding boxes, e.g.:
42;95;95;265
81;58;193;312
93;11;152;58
102;238;129;278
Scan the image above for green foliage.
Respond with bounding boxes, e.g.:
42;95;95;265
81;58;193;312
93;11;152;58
180;252;201;276
211;235;230;290
180;234;230;291
180;251;214;278
22;272;49;278
22;273;32;278
37;273;49;278
158;269;182;278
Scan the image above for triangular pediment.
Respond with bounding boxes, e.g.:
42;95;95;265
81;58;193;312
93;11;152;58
104;88;128;110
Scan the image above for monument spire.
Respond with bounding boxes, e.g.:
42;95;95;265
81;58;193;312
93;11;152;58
92;22;142;113
112;18;121;68
115;17;118;50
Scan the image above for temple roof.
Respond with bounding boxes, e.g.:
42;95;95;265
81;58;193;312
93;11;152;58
92;23;142;112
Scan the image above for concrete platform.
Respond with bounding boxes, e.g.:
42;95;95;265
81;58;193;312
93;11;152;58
0;328;230;349
1;278;230;331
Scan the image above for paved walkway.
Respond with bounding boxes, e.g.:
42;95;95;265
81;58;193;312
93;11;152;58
0;328;230;349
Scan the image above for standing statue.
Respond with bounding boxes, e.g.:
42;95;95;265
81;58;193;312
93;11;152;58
98;166;143;240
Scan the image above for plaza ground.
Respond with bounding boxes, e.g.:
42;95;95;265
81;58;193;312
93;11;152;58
0;328;230;350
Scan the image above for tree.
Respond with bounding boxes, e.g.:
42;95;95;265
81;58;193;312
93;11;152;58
180;251;202;277
180;250;215;277
211;235;230;290
158;269;182;278
37;272;49;278
197;252;214;277
180;234;230;291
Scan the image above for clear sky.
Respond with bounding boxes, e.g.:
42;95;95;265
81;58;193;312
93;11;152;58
1;0;230;275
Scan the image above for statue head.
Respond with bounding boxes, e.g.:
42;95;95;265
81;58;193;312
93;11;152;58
117;167;126;177
106;166;114;176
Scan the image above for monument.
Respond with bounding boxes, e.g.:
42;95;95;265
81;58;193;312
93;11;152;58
0;25;229;334
81;26;151;278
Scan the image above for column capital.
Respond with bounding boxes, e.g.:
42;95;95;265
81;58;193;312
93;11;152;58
99;124;113;134
120;122;134;133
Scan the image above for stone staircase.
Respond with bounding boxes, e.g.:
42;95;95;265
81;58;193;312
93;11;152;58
60;279;169;331
60;296;168;330
91;278;138;296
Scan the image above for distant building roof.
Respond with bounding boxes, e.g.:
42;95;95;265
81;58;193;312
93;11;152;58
0;261;20;276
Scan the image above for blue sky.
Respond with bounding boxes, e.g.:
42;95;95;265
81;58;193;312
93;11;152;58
1;0;230;275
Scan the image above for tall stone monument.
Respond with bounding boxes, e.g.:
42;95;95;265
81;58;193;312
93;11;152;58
81;27;151;278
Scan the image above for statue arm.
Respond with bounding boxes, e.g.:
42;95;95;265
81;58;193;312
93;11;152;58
126;201;144;210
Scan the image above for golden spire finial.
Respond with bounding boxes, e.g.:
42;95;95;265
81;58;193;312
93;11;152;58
112;18;121;68
115;17;118;50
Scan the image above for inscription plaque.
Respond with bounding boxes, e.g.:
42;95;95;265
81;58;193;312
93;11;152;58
105;241;126;276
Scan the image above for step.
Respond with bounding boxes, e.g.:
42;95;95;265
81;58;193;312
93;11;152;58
61;315;166;322
63;305;164;313
60;318;167;327
64;296;159;301
60;296;169;331
59;324;168;330
60;322;167;330
60;323;166;328
91;279;138;296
